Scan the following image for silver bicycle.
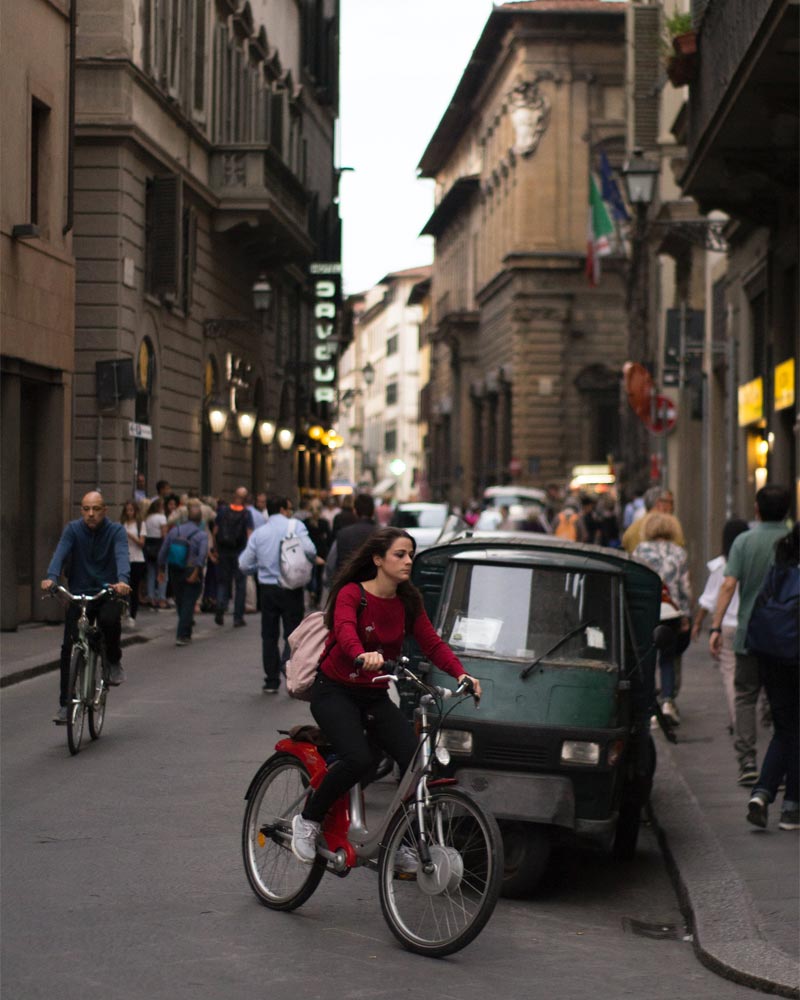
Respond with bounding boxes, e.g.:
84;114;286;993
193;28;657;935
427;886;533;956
242;657;504;957
47;584;118;755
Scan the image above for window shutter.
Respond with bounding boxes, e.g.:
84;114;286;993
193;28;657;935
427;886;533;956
181;206;197;314
632;5;660;151
271;89;284;155
151;174;183;301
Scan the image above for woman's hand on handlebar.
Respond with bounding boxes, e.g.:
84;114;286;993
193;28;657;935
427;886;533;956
355;651;385;673
110;582;131;596
458;673;482;702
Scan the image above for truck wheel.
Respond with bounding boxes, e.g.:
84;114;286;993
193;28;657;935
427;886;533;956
499;821;551;898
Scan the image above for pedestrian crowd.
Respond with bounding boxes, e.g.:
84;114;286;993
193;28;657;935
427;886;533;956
42;475;798;835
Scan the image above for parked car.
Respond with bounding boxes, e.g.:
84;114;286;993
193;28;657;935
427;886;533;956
391;502;450;552
406;531;665;898
479;485;550;532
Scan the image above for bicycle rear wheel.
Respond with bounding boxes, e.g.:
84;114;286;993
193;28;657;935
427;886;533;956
66;648;87;756
88;650;107;740
379;787;503;957
242;754;325;911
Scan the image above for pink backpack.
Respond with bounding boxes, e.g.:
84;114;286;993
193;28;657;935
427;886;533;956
285;586;367;701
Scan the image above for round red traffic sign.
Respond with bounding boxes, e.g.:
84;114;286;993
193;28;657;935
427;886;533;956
646;394;677;435
509;457;522;475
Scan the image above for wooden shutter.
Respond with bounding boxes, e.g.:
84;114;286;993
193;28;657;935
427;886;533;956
631;5;660;152
150;174;183;301
271;89;284;155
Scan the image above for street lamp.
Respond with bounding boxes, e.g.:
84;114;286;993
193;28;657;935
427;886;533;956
277;426;295;451
236;407;257;440
621;147;659;210
206;396;229;435
621;146;660;496
258;418;276;446
362;361;375;386
252;273;272;314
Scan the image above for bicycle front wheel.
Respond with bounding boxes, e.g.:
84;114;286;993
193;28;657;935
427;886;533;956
88;650;107;740
242;754;325;911
379;787;503;957
66;647;87;756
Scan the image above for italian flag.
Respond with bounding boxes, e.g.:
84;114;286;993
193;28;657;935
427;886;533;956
586;173;614;286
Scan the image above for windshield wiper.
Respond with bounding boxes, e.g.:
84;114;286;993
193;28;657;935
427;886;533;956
520;620;596;680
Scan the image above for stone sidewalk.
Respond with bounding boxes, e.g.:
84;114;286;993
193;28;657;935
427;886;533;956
1;610;798;996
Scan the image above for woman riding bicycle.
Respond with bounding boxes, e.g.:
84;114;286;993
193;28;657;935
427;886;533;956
291;526;482;863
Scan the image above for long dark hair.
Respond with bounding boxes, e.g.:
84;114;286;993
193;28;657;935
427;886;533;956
324;527;423;629
774;522;799;568
722;518;749;558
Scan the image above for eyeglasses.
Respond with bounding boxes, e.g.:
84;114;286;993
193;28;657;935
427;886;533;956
82;505;105;512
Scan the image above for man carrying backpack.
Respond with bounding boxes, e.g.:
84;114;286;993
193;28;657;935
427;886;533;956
238;495;317;693
709;484;792;786
213;486;254;628
158;499;208;646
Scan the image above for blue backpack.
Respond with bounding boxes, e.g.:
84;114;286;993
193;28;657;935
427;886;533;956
746;564;799;663
167;524;201;569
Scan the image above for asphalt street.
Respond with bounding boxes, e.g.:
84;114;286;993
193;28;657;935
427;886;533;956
1;620;759;1000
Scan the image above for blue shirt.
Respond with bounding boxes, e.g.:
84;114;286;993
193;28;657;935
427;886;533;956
46;518;131;591
238;515;316;585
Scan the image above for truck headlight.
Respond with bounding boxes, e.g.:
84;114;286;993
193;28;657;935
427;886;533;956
561;740;600;766
438;729;473;755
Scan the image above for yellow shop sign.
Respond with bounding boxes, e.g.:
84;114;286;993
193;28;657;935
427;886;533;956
774;358;795;411
737;377;763;426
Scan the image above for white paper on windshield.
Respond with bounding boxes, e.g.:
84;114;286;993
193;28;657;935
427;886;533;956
450;615;503;650
585;626;606;650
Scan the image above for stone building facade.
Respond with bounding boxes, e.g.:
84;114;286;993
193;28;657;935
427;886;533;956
337;266;431;499
1;0;340;628
418;1;628;506
71;0;340;515
1;0;76;627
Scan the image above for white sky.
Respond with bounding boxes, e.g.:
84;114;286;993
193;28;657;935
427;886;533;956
337;0;496;295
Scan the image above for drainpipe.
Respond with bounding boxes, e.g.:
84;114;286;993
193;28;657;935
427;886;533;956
63;0;76;235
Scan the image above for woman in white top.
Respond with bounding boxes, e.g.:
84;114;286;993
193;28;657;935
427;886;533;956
120;500;146;623
692;518;749;731
143;497;168;608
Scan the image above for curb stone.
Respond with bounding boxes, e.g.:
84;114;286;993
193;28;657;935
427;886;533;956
650;743;800;998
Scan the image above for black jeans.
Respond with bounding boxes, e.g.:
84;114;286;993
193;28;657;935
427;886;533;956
258;584;304;687
128;562;146;619
170;567;202;640
59;598;123;707
303;672;417;824
216;550;246;621
755;656;799;805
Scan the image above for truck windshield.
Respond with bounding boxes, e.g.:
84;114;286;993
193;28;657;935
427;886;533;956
437;562;620;666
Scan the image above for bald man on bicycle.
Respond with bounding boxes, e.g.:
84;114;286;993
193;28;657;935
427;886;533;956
41;491;131;724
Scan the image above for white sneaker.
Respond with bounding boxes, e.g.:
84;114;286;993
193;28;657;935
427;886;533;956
394;844;418;875
661;699;680;725
291;814;320;864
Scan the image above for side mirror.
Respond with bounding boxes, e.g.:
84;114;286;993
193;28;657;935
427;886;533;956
652;624;678;654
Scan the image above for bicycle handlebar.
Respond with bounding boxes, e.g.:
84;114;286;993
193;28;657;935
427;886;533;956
361;656;480;706
43;583;118;604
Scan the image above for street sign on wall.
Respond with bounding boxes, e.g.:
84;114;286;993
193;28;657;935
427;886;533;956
645;395;677;435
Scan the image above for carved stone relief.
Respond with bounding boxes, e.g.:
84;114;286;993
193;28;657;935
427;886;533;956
508;81;550;158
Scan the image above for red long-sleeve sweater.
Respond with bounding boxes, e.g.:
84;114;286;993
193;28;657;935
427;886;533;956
319;582;465;688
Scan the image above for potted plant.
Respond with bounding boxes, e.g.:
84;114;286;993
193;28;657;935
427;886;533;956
662;11;697;86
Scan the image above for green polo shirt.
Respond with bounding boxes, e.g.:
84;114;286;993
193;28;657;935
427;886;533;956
724;521;788;654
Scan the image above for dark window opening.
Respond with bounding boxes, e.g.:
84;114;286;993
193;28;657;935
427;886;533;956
30;99;49;227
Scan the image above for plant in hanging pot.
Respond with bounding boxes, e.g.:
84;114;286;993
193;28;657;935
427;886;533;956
662;11;697;86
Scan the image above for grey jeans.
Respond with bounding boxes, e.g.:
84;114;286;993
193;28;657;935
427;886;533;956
734;651;761;765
